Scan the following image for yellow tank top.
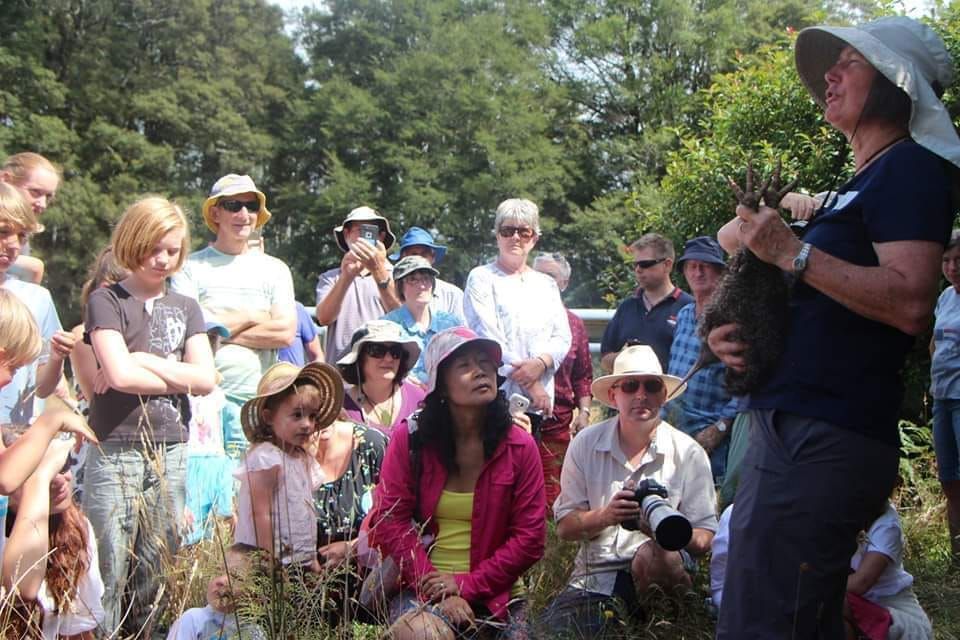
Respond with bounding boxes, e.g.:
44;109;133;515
430;490;524;598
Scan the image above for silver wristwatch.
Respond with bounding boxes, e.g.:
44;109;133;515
792;242;812;279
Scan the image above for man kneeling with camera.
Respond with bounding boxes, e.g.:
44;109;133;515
540;345;718;636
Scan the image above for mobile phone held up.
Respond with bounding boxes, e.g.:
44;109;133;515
508;393;530;416
359;223;380;246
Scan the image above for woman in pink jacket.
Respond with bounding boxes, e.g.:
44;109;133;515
368;326;545;639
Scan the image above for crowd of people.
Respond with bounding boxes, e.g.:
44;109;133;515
0;14;958;640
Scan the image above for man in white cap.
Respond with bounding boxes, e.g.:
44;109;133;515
542;345;717;633
315;206;400;363
170;174;296;412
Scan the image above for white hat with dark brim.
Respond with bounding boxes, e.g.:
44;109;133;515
795;16;960;168
591;345;686;409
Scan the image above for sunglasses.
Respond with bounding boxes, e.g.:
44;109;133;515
364;343;405;360
498;226;535;240
219;198;261;213
613;378;664;395
634;258;667;270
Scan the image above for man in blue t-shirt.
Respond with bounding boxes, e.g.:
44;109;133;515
601;233;692;372
277;302;323;366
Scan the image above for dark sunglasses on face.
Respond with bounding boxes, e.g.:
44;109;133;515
614;378;664;395
365;343;405;360
634;257;667;270
498;226;535;240
219;198;261;213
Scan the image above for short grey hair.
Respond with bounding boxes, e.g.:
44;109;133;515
533;252;571;280
493;198;540;236
630;233;675;260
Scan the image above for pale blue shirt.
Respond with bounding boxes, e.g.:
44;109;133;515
0;278;61;423
932;286;960;399
170;246;295;402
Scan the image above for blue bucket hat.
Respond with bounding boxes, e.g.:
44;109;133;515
676;236;725;269
389;226;448;264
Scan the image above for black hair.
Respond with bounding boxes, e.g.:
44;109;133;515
416;367;513;473
861;72;912;131
395;270;436;303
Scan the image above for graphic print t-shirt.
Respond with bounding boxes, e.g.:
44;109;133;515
85;283;205;443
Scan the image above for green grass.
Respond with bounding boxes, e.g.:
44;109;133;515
157;421;959;640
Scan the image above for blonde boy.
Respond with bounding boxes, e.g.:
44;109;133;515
0;289;97;564
0;184;74;424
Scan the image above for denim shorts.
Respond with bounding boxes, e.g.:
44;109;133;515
933;398;960;481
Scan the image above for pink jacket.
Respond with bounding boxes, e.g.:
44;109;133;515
368;421;546;618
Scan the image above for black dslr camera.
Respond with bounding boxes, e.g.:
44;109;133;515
621;479;693;552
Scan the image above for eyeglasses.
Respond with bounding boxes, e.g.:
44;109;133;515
403;273;434;286
613;378;664;395
218;199;261;213
364;343;405;360
498;226;535;240
634;258;667;270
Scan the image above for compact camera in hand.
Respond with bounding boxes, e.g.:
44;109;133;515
621;479;693;551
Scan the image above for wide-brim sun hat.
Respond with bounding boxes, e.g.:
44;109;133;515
334;206;397;252
336;319;421;386
591;345;686;409
393;255;439;281
423;326;503;395
240;361;344;442
389;226;448;263
795;16;960;168
201;174;272;233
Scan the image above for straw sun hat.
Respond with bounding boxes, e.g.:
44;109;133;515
591;345;686;409
240;361;344;442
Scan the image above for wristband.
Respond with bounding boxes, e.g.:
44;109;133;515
536;356;549;373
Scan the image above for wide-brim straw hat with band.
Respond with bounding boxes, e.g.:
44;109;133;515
591;345;686;409
795;16;960;168
201;174;272;233
334;206;397;252
423;326;503;395
240;361;344;442
336;319;421;386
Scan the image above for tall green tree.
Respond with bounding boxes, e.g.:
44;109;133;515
271;0;581;297
0;0;303;326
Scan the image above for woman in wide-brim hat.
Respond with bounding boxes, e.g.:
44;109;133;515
366;326;545;638
709;16;954;638
337;319;424;435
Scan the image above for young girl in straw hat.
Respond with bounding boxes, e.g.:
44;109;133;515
235;361;344;572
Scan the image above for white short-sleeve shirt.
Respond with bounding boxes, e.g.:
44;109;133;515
234;442;324;565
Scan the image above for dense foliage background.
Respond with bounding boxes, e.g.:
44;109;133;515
3;0;958;421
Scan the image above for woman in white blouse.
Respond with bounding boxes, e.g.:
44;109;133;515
463;198;571;429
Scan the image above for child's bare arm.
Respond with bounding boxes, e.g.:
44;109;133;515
2;437;73;599
247;467;280;561
0;411;96;494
